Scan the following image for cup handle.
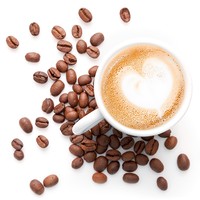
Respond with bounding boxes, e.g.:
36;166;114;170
72;109;104;135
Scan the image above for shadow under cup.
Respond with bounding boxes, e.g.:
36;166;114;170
95;41;192;137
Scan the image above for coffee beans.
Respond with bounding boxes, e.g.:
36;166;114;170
66;69;77;84
60;121;74;136
149;158;164;173
25;52;40;62
90;33;104;46
145;139;159;155
30;179;44;195
106;149;121;161
56;60;68;73
123;173;139;184
159;129;171;138
72;157;84;169
35;117;49;128
42;98;54;113
157;177;168;191
47;67;61;81
63;53;77;65
88;65;98;77
83;84;94;96
79;92;89;108
121;136;134;149
94;156;108;172
43;174;59;187
92;172;107;184
86;46;100;58
33;71;48;84
14;150;24;160
164;136;177;150
109;134;120;149
68;91;78;107
135;154;149;166
6;36;19;49
122;161;137;172
50;80;65;96
134;140;145;154
73;84;83;94
72;25;82;38
36;135;49;148
177;154;190;171
57;40;72;53
84;152;97;162
59;93;68;103
78;74;92;86
78;8;92;23
51;25;66;39
76;39;87;53
120;8;131;23
107;161;120;174
19;117;33;133
69;144;84;157
29;22;40;36
11;138;23;150
121;151;135;162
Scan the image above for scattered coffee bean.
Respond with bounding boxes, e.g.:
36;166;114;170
141;136;154;141
64;106;75;114
83;130;93;139
157;177;168;191
122;161;137;172
158;129;171;138
57;40;72;53
88;65;98;77
53;114;65;123
6;36;19;49
106;149;121;161
123;173;139;184
51;25;66;39
29;22;40;36
145;139;159;155
113;128;123;138
35;117;49;128
91;124;100;136
92;172;107;184
86;46;100;58
50;80;65;96
53;102;65;114
65;111;78;121
177;153;190;171
94;156;108;172
42;98;54;113
107;161;120;175
43;174;59;187
84;151;97;163
99;120;111;134
83;84;94;96
97;135;110;146
95;144;108;154
120;7;131;22
135;154;149;166
78;8;92;23
36;135;49;148
33;71;48;84
25;52;40;62
109;134;120;149
76;39;87;54
79;109;86;119
60;121;74;136
47;67;61;81
63;53;77;65
56;60;68;73
70;134;84;144
30;179;44;195
121;151;135;162
121;136;134;149
66;69;77;84
59;93;68;103
11;138;23;150
72;25;82;38
14;150;24;160
149;158;164;173
90;32;104;46
134;140;145;154
164;136;177;150
68;91;78;107
19;117;33;133
72;157;84;169
78;75;92;86
79;92;89;108
69;144;84;157
80;138;96;152
73;84;83;94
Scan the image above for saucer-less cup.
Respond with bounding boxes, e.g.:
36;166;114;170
72;39;192;136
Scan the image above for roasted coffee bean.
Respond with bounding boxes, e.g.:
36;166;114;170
86;107;94;115
66;69;77;84
113;128;123;138
86;46;100;58
25;52;40;62
99;120;111;134
33;71;48;84
95;144;108;154
91;124;100;136
145;139;159;155
60;121;74;136
36;135;49;148
65;111;78;121
63;53;77;65
78;75;92;86
157;177;168;191
29;22;40;36
94;156;108;172
57;40;72;53
11;138;23;150
30;179;44;195
164;136;177;150
89;98;97;108
14;150;24;160
70;134;84;144
79;110;86;119
80;138;96;152
122;161;138;172
76;39;87;54
90;33;104;46
35;117;49;128
177;154;190;171
109;135;120;149
50;80;65;96
69;144;84;157
56;60;68;73
79;92;89;108
106;149;121;161
107;161;120;175
78;8;92;23
51;25;66;39
19;117;33;133
64;106;75;114
84;151;97;162
120;7;131;22
134;140;145;154
149;158;164;173
121;151;135;162
68;91;78;107
92;172;107;184
83;130;93;139
52;114;65;123
123;173;139;184
158;129;171;138
47;67;61;81
6;36;19;49
97;135;110;146
42;98;54;113
72;157;84;169
72;84;83;94
88;65;98;77
121;136;134;149
141;136;154;141
59;93;68;103
135;154;149;166
72;25;82;38
83;84;94;96
54;102;65;114
43;175;59;187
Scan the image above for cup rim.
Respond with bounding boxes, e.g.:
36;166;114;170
94;38;192;136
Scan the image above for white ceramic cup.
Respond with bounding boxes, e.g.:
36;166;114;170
72;38;192;136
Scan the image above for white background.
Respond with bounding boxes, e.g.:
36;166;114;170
0;0;199;199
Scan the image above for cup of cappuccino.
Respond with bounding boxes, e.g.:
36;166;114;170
73;39;192;136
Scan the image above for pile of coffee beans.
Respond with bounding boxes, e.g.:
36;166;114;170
7;6;190;195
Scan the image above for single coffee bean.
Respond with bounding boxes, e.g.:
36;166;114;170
47;67;61;81
88;98;97;109
83;84;94;96
60;121;74;136
25;52;40;62
69;144;84;157
121;136;134;150
90;32;104;46
72;25;82;38
158;129;171;138
145;139;159;155
157;177;168;191
149;158;164;173
65;111;78;121
50;80;65;96
123;173;139;184
91;124;100;136
80;138;96;152
70;134;84;144
97;135;110;146
88;65;98;77
122;161;138;172
94;156;108;172
95;144;108;154
6;35;19;49
141;136;154;141
36;135;49;148
135;154;149;166
66;69;77;84
14;150;24;160
11;138;23;150
134;140;145;154
72;157;84;169
42;98;54;113
79;92;89;108
30;179;44;195
92;172;107;184
64;106;75;114
63;53;77;65
121;151;135;162
86;46;100;58
19;117;33;133
56;60;68;73
177;153;190;171
76;39;87;54
35;117;49;128
107;161;120;175
120;7;131;22
51;25;66;39
78;75;92;86
29;22;40;36
68;91;78;107
113;128;123;138
79;109;86;119
78;8;92;23
52;114;65;123
99;120;111;134
164;136;177;150
54;102;65;114
43;174;59;187
73;84;83;94
83;130;93;139
106;149;121;161
57;40;72;53
33;71;48;84
84;151;97;162
59;93;68;103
